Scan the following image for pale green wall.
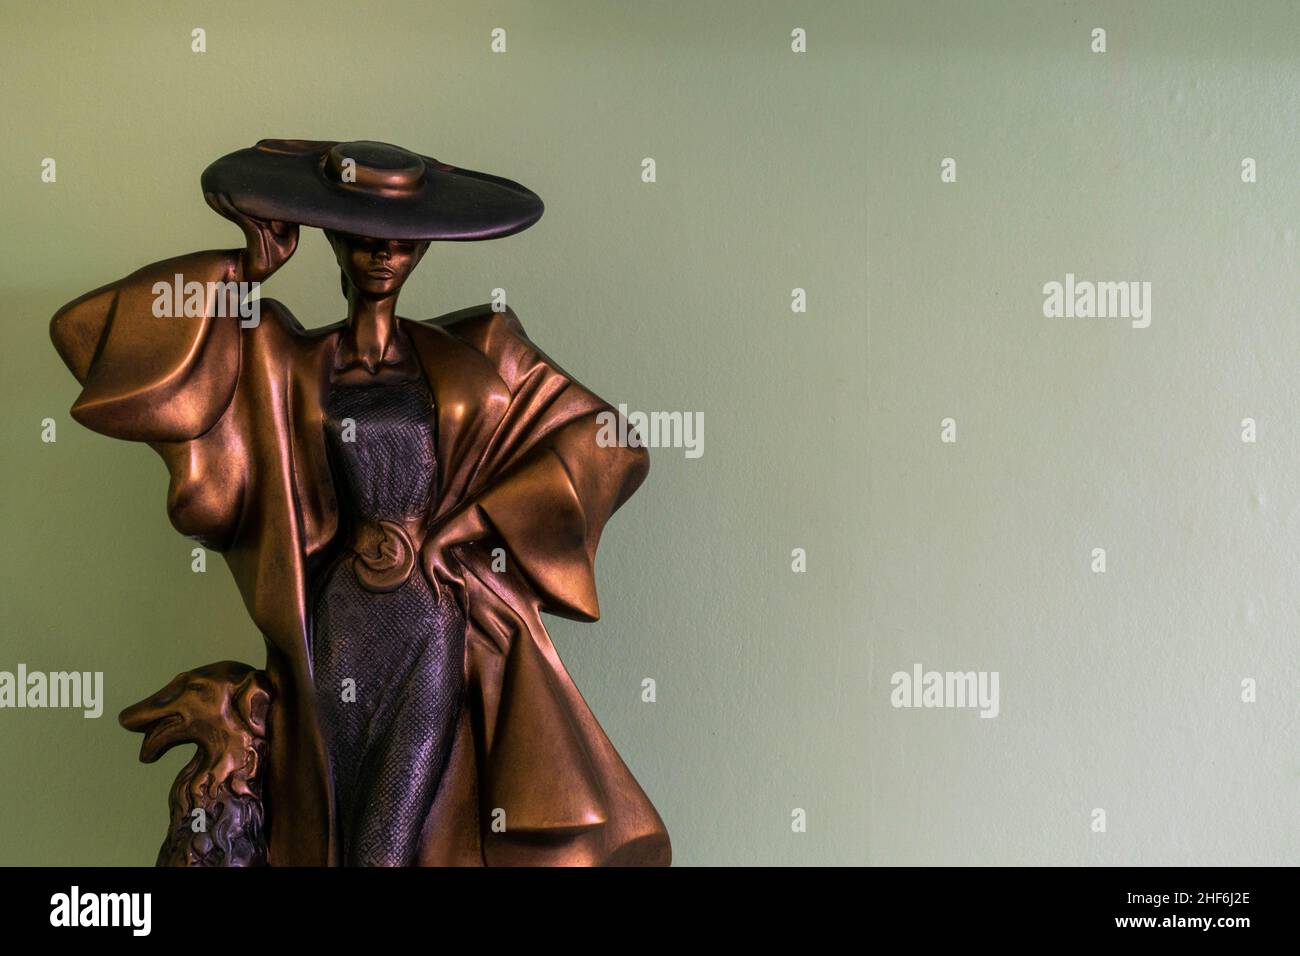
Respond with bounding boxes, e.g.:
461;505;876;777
0;1;1295;866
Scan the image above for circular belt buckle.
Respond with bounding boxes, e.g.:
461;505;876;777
352;519;417;593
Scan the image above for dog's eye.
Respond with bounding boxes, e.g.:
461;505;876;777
185;682;207;694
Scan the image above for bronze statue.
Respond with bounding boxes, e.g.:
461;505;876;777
51;139;670;867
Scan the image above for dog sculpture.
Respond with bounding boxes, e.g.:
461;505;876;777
119;661;272;867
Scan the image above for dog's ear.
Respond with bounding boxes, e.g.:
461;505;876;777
234;672;271;738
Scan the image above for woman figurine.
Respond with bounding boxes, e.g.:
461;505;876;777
50;139;670;867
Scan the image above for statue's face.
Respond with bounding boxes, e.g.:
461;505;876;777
328;232;429;297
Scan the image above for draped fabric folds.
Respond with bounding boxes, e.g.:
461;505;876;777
51;249;669;866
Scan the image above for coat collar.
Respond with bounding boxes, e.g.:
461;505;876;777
399;317;511;518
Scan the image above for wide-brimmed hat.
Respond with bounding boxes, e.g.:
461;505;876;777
200;139;544;240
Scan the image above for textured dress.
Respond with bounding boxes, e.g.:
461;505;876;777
310;378;465;867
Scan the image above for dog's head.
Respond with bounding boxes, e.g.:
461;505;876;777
119;661;270;799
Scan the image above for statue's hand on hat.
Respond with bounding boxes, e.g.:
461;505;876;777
205;191;299;283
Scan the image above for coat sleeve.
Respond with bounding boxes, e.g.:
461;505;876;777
50;250;242;443
438;309;650;622
51;250;250;551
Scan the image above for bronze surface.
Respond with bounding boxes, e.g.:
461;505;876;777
51;140;670;867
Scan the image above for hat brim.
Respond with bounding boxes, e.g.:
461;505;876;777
200;141;544;241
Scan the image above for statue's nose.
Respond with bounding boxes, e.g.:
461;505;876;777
119;696;161;730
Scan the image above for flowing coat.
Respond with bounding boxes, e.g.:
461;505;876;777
50;249;670;866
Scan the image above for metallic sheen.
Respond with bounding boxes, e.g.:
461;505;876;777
52;140;669;866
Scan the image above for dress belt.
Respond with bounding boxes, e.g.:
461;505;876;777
350;516;427;593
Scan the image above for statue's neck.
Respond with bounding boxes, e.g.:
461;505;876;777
343;292;401;372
